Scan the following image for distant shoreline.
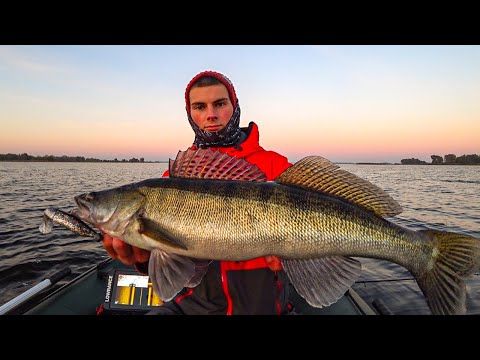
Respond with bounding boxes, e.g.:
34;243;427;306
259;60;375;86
0;153;168;163
341;162;396;165
350;162;480;166
0;160;168;163
3;160;479;166
1;153;479;165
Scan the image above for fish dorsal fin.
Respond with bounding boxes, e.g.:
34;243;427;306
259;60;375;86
169;148;267;182
276;156;402;217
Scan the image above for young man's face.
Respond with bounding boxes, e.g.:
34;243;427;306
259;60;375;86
189;84;234;132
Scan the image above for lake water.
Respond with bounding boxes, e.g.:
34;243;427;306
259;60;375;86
0;162;479;315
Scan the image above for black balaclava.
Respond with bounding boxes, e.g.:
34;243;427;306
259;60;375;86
185;70;243;148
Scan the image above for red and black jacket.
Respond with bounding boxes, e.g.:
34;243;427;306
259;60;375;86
139;122;293;315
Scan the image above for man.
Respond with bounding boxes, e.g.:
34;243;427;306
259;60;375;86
102;70;293;314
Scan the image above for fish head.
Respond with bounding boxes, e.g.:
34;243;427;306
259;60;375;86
74;184;145;236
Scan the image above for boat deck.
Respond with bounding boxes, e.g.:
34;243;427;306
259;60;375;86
23;259;376;315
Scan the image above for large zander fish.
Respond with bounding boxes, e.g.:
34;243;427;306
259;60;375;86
60;148;479;315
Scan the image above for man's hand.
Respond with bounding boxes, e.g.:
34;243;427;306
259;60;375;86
101;233;150;265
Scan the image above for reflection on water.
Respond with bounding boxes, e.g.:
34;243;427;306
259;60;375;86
0;162;169;306
0;162;479;314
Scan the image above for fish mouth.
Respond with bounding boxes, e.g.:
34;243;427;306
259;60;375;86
74;193;92;215
73;192;119;231
74;193;98;225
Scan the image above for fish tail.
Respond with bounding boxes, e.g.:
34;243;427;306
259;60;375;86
39;213;54;234
415;230;480;315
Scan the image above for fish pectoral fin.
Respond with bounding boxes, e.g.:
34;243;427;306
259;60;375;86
148;249;198;302
185;259;212;288
137;216;188;250
282;256;361;308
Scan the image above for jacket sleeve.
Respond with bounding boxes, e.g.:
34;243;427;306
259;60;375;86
263;151;293;181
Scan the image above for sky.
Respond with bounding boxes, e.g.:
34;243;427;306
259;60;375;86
0;45;479;163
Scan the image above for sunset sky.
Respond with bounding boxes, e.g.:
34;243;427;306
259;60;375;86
1;45;479;163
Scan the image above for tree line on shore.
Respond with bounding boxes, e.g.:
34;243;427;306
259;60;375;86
0;153;160;163
401;154;480;165
1;152;478;165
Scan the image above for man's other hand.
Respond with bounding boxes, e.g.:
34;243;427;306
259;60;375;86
265;255;283;271
101;233;150;265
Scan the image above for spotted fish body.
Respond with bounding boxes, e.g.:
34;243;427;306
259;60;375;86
51;149;480;315
126;178;413;261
